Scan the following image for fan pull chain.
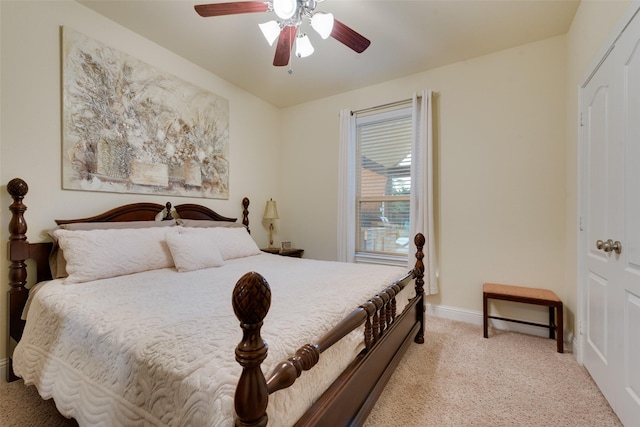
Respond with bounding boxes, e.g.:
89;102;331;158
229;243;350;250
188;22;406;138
288;32;294;74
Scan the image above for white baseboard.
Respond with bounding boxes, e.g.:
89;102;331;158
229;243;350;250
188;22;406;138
426;303;569;343
426;303;485;327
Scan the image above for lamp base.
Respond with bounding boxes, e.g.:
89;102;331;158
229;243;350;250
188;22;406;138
268;223;275;248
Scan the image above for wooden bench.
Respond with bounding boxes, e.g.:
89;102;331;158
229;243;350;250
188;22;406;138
483;283;563;353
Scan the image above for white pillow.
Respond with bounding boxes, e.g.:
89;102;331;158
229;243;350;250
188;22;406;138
166;229;225;272
178;226;261;260
211;227;262;260
53;227;174;283
48;220;176;279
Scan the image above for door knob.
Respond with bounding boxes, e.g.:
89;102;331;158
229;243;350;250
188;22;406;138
610;240;622;254
596;239;611;252
596;239;622;254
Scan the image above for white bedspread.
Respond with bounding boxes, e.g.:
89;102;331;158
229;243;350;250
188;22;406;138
14;253;414;427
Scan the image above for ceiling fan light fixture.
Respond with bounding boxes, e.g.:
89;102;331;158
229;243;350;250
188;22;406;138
259;20;281;46
194;0;371;67
310;12;334;39
295;33;314;58
273;0;297;20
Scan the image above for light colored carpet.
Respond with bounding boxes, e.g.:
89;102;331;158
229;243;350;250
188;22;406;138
0;316;621;426
365;316;621;427
0;379;77;427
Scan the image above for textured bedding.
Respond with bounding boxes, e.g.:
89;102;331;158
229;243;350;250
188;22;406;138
14;253;413;427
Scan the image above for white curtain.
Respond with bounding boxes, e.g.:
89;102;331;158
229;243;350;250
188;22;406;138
337;109;355;262
409;90;438;295
338;95;438;295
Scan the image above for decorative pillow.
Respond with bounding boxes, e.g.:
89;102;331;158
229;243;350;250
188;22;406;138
48;220;176;279
53;227;175;283
165;229;225;272
178;226;261;260
176;219;246;229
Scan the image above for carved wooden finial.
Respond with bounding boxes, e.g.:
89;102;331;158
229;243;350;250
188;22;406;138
242;197;250;233
414;233;425;265
164;202;173;220
7;178;29;199
7;178;30;291
7;178;29;243
414;233;425;285
232;272;271;324
232;272;271;427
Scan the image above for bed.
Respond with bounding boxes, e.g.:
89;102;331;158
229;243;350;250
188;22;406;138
5;177;426;426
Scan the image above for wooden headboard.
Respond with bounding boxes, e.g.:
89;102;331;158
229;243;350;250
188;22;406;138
54;200;249;225
5;177;250;381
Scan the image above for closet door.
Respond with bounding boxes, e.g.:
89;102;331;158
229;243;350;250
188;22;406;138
581;46;619;411
615;11;640;425
581;10;640;425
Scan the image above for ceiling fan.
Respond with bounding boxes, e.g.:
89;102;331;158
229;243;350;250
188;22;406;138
194;0;371;67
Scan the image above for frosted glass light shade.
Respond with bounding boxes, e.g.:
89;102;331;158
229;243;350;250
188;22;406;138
273;0;296;19
311;12;334;39
259;21;281;46
295;34;314;58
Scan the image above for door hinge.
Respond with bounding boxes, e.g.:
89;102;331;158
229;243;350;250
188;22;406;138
580;112;584;127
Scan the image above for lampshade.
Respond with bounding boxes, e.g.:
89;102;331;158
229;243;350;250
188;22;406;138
263;199;279;219
295;34;314;58
273;0;296;20
259;21;281;46
311;12;334;39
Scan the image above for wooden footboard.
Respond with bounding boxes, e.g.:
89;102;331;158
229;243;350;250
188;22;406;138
232;234;425;426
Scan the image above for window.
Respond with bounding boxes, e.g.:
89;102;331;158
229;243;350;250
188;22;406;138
355;106;412;265
339;91;436;291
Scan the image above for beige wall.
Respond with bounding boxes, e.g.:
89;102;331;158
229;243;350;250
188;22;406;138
0;1;282;362
281;36;568;325
278;0;636;346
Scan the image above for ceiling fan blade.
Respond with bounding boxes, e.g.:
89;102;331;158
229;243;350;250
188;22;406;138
273;26;297;67
331;19;371;54
194;1;269;17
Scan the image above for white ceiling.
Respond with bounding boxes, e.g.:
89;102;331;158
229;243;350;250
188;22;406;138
79;0;580;108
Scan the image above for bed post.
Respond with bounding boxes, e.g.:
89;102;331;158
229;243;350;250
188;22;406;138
242;197;250;233
6;178;30;381
232;271;271;427
414;233;425;344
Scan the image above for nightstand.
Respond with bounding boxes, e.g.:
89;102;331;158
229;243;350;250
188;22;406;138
261;248;304;258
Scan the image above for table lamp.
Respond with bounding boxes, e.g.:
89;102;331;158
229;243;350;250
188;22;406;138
263;198;279;248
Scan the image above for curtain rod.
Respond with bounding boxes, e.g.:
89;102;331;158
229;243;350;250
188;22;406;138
351;96;417;116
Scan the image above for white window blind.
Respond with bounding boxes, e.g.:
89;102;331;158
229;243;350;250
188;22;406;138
355;107;412;262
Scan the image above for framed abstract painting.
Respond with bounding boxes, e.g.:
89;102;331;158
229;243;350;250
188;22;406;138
61;27;229;199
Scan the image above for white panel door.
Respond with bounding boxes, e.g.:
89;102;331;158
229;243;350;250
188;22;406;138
582;49;619;409
581;9;640;426
616;11;640;425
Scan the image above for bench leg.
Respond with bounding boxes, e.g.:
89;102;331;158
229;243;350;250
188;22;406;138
548;306;555;340
556;303;563;353
483;293;489;338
